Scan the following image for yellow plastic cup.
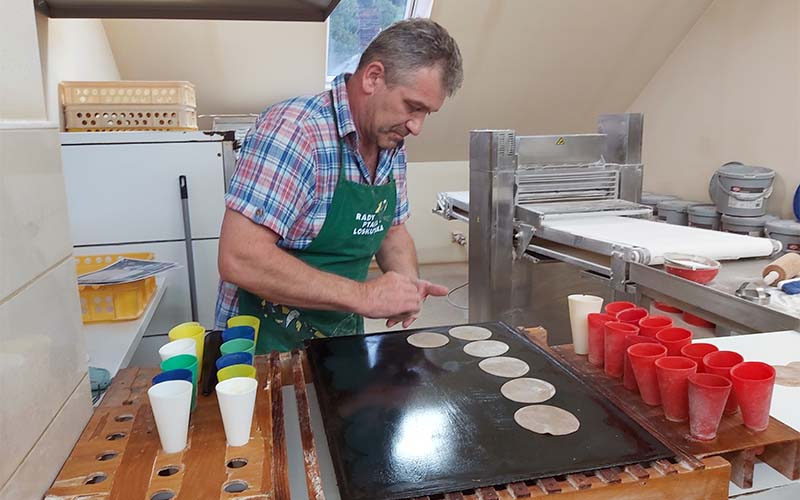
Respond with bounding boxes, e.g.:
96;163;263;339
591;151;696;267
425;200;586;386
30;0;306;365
217;363;256;382
168;322;206;380
227;315;260;348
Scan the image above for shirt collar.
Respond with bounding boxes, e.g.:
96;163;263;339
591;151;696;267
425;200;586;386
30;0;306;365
330;73;357;139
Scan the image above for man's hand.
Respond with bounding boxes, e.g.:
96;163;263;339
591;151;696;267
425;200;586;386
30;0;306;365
356;271;422;319
386;279;448;328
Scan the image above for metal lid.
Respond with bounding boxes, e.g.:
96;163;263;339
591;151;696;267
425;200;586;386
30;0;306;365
642;193;677;205
656;200;698;213
717;162;775;180
721;214;779;227
766;219;800;236
687;204;719;217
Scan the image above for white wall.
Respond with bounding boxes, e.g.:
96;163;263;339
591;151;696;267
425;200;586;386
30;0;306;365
629;0;799;219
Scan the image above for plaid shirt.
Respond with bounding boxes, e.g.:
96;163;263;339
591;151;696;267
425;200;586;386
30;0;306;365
215;74;410;327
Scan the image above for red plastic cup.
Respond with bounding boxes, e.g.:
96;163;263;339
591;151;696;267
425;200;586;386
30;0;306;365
682;311;716;329
605;301;636;317
654;301;682;314
730;361;776;432
655;356;698;422
655;327;693;357
703;350;744;414
604;322;639;378
680;343;719;373
688;373;732;440
587;313;615;367
638;315;673;338
628;343;668;406
617;307;649;326
624;335;660;392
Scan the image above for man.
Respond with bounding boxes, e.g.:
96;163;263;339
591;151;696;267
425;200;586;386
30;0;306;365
216;18;464;354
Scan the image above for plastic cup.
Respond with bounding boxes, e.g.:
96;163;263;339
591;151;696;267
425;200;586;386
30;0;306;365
587;313;615;367
655;356;698;422
222;325;256;343
227;315;261;347
681;343;719;373
655;327;693;357
216;352;253;371
161;354;198;411
220;338;255;356
605;301;636;317
638;315;673;338
152;368;193;386
628;343;668;406
703;350;744;414
617;307;648;326
604;322;639;377
216;377;258;447
688;373;732;440
567;295;604;355
682;311;715;329
654;301;682;314
624;335;659;392
217;364;257;382
168;323;206;380
147;380;192;453
158;338;197;363
730;361;776;432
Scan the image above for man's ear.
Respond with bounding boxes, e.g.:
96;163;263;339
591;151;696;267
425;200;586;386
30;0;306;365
361;61;386;95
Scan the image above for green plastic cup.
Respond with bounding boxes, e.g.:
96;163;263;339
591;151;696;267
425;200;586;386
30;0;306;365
217;364;257;382
220;338;255;356
161;353;198;411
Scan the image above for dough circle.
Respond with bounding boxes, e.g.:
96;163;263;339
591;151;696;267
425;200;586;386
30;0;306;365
478;356;529;377
464;340;509;358
500;378;556;404
449;325;492;341
407;332;450;349
514;405;580;436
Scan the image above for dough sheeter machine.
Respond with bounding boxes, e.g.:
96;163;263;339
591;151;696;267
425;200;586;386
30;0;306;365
434;114;800;339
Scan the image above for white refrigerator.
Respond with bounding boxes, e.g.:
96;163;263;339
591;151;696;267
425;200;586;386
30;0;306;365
60;131;236;366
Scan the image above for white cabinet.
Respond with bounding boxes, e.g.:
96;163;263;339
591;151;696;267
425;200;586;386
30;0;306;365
62;131;235;366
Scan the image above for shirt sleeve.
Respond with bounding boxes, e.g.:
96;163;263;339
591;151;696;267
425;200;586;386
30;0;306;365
392;147;410;225
225;118;315;238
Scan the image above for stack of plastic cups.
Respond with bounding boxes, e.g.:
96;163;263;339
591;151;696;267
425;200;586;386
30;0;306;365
221;325;256;358
567;295;604;355
227;315;261;350
148;380;193;453
168;322;206;381
161;353;199;411
730;362;776;432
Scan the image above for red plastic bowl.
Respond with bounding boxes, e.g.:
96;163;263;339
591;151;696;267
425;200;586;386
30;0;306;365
663;253;720;285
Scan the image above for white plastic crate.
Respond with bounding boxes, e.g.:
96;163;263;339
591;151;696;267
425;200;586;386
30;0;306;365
64;104;198;132
60;81;196;106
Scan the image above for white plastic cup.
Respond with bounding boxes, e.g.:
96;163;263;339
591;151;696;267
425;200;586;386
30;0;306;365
216;377;258;447
147;380;192;453
158;338;197;363
568;294;604;355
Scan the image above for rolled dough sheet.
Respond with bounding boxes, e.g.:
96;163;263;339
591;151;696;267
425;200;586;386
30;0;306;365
407;332;449;349
501;378;556;404
541;216;776;264
449;325;492;341
514;405;580;436
464;340;509;358
478;357;530;377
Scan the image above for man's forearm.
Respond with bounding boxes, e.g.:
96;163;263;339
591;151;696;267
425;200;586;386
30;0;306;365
375;224;419;279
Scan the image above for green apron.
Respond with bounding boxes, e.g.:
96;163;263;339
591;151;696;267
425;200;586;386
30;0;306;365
237;94;397;354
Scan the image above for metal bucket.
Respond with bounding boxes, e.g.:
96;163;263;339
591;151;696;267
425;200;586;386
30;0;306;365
721;214;779;237
709;162;775;216
687;204;721;230
765;219;800;253
641;193;678;217
656;200;698;226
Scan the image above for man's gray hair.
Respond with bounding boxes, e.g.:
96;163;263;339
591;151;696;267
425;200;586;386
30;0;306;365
357;18;463;97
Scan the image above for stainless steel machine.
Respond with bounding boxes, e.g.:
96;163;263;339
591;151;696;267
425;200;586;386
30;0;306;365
435;114;798;343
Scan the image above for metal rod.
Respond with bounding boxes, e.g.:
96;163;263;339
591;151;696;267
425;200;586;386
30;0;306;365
179;175;199;322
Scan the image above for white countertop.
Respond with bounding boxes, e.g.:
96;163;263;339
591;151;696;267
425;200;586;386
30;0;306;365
82;277;167;377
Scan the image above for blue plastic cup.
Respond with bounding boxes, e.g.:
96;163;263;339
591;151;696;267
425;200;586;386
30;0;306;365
222;325;255;343
215;351;253;371
152;368;193;386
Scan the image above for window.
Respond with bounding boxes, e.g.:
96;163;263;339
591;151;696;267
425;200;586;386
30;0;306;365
326;0;433;84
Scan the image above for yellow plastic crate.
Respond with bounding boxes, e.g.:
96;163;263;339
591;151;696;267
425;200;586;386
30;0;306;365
76;253;158;323
60;81;196;106
64;104;197;132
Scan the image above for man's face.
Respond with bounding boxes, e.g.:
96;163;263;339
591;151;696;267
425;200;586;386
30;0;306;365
368;65;447;149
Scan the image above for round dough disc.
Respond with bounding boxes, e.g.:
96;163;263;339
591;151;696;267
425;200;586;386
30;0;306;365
501;378;556;404
464;340;509;358
407;332;450;349
449;325;492;341
478;356;529;377
514;405;580;436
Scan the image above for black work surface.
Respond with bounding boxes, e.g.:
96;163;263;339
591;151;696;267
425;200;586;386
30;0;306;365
305;322;673;500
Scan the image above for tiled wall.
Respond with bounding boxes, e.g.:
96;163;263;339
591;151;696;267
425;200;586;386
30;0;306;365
0;2;92;499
